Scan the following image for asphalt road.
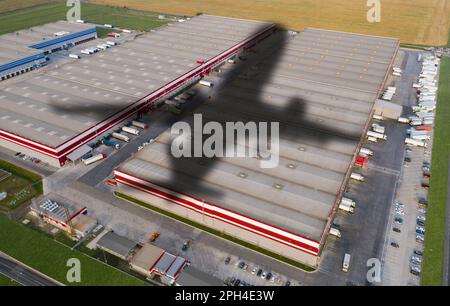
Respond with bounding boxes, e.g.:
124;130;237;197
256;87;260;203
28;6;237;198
0;149;55;177
0;253;59;286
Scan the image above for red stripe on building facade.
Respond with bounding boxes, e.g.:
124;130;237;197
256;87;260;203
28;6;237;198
0;24;276;166
114;170;320;256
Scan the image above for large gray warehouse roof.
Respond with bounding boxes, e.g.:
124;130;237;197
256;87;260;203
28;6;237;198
0;15;271;147
117;27;399;241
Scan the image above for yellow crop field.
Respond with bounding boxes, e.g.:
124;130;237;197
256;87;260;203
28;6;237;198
0;0;60;13
93;0;450;45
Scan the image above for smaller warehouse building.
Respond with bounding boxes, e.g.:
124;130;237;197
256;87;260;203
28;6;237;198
0;21;96;80
96;231;137;260
30;194;97;239
130;243;189;285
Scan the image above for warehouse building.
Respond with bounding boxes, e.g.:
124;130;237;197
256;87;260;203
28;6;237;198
130;243;189;285
30;193;97;239
0;16;275;168
96;231;138;260
114;27;399;266
0;21;96;80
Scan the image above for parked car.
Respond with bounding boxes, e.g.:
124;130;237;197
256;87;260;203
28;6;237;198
225;257;231;265
238;261;245;269
404;156;412;163
284;280;291;286
418;198;429;206
417;215;426;222
395;209;405;216
417;220;426;227
393;227;401;233
261;272;267;279
257;269;263;277
234;279;240;286
229;277;236;286
182;240;190;251
15;152;21;156
391;242;400;248
416;226;425;234
410;268;420;276
414;249;424;256
416;234;425;243
251;267;258;274
411;255;422;264
266;272;272;281
394;217;404;225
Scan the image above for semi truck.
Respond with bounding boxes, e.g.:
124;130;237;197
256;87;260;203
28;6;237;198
405;138;427;147
410;118;423;126
398;117;410;124
339;202;354;213
372;114;384;121
69;54;80;59
350;172;365;182
341;197;356;208
360;147;374;156
122;126;140;135
83;153;106;166
372;124;385;134
367;136;378;143
132;120;148;129
411;134;431;141
342;253;351;272
102;138;120;150
199;80;213;87
112;132;130;142
329;227;342;238
367;131;387;140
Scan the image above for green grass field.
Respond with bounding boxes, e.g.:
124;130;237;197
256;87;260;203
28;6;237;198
0;213;146;286
115;192;315;272
0;273;21;286
421;57;450;286
0;1;173;36
0;160;42;212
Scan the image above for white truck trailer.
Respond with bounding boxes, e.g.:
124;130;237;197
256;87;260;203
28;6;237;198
199;80;213;87
329;227;342;238
360;147;374;156
342;253;351;272
398;117;410;124
132;120;148;129
112;132;130;142
350;172;365;182
341;197;356;208
405;138;427;147
339;202;354;213
122;126;140;135
367;131;387;140
83;153;106;166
